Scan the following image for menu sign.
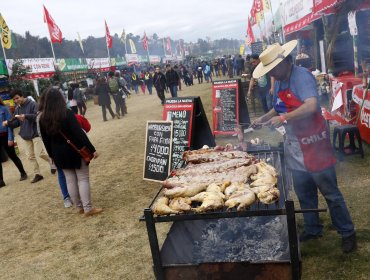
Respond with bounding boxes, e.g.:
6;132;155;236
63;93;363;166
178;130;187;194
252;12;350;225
163;98;194;170
251;42;264;55
143;121;173;182
212;80;240;135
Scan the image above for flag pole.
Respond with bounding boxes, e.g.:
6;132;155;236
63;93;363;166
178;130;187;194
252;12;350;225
162;37;166;56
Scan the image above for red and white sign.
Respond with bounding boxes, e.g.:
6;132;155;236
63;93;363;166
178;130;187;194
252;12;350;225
353;86;370;144
283;0;320;35
43;5;62;43
125;54;139;64
313;0;338;14
86;58;111;71
6;58;55;79
149;55;160;64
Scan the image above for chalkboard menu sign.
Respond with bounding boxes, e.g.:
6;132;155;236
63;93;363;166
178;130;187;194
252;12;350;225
251;42;264;55
212;80;238;135
163;97;215;170
143;121;173;182
163;98;194;170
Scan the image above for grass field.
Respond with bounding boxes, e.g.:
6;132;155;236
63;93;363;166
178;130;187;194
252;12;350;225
0;79;369;280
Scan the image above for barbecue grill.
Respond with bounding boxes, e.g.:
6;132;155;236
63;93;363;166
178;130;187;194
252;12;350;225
141;146;325;280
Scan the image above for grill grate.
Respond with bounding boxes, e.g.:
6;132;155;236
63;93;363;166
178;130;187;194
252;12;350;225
142;150;290;223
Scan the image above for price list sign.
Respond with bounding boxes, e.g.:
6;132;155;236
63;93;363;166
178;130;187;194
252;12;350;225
143;121;173;182
212;80;240;135
163;98;194;170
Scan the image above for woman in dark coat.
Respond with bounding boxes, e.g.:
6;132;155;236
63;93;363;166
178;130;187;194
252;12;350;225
94;77;116;121
39;88;102;217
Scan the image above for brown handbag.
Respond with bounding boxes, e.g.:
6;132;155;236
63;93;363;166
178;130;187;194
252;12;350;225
93;95;99;105
60;132;94;164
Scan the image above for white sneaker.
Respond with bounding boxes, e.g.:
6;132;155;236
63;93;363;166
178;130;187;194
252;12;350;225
64;197;73;208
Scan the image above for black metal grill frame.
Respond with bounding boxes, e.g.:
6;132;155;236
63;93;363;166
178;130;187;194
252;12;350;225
141;147;313;280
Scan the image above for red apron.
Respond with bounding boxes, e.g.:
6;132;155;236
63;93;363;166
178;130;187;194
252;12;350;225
276;88;336;172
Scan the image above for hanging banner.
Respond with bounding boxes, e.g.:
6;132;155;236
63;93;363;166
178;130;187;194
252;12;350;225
313;0;338;14
149;55;161;64
283;0;320;35
86;58;111;71
6;58;55;79
57;58;88;72
125;54;139;64
138;55;149;63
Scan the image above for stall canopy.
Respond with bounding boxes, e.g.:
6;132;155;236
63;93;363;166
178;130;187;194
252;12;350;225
313;0;341;14
283;0;321;35
6;58;55;79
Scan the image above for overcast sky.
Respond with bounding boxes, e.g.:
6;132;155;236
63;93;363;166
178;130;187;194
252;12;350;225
1;0;255;42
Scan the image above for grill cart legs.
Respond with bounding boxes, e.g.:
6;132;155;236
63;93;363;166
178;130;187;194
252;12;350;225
286;200;301;280
144;208;165;280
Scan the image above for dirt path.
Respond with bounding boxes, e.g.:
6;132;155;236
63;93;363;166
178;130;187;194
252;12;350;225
0;83;216;279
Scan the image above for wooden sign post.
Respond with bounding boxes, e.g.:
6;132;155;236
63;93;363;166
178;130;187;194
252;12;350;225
163;96;215;170
143;121;173;182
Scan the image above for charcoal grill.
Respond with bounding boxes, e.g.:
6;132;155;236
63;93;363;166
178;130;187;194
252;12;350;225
141;147;325;280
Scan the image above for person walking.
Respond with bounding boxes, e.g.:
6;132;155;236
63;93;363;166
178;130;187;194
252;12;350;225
0;98;27;187
4;89;50;183
94;76;116;121
39;88;102;217
247;54;273;113
145;71;153;95
251;41;357;253
226;55;233;78
153;66;166;105
108;72;125;118
131;72;139;94
73;83;87;116
196;64;203;84
165;64;179;98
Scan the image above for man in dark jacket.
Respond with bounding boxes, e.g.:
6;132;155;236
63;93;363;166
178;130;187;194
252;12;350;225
165;64;179;98
4;90;50;183
153;66;167;104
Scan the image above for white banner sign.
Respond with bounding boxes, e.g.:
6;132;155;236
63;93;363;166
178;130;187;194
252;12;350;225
149;55;161;64
283;0;313;25
125;54;139;63
86;58;110;69
6;58;55;76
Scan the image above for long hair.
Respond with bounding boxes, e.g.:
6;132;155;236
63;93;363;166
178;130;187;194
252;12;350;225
40;88;67;135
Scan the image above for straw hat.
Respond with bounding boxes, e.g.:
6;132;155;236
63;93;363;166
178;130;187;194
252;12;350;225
252;40;298;79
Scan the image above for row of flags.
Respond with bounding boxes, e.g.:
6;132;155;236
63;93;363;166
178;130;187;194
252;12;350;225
246;0;271;46
0;6;181;58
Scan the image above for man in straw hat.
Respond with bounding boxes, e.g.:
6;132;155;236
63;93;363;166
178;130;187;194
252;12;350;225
251;40;356;253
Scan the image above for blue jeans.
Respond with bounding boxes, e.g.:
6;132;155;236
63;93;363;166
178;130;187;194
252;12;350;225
266;92;273;111
57;168;70;200
169;85;178;97
292;167;355;238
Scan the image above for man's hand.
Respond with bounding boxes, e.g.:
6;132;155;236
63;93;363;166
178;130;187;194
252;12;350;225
8;140;14;147
266;116;285;128
93;151;99;159
2;120;8;127
15;114;26;121
250;117;264;128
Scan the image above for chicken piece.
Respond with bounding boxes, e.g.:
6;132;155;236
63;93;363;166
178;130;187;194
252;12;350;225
169;197;192;212
206;183;226;199
164;184;207;198
257;187;280;204
152;197;179;215
251;185;272;195
191;192;224;213
255;161;278;177
250;174;277;188
225;188;256;211
224;182;246;198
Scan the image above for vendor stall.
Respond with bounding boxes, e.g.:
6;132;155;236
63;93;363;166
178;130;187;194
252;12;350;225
352;85;370;143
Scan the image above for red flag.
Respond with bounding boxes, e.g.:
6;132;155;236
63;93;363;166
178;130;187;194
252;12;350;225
166;37;172;53
246;17;255;46
43;5;62;43
105;20;112;48
143;32;148;51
